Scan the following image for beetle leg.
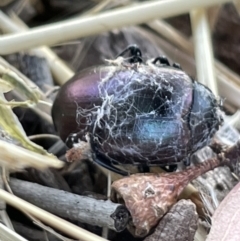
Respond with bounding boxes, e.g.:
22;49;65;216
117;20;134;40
152;56;170;66
153;57;182;70
172;62;182;70
66;133;129;175
161;164;178;172
93;152;129;176
183;157;191;166
138;164;150;173
116;44;142;63
65;133;77;147
65;132;84;147
89;134;129;176
209;141;224;154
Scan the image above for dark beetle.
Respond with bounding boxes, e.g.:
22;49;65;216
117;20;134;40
52;45;222;175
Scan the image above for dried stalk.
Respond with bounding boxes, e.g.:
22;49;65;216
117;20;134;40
148;19;240;88
0;57;43;102
194;224;208;241
28;134;60;141
0;57;52;124
224;110;240;130
0;169;5;210
111;140;240;237
0;210;14;231
9;178;129;232
0;0;231;54
0;168;14;231
0;189;108;241
233;0;240;15
145;23;240;108
0;11;74;85
207;5;222;30
0;222;27;241
147;20;191;55
0;140;63;170
190;7;218;95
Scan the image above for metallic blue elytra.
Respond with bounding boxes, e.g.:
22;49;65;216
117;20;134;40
52;45;222;175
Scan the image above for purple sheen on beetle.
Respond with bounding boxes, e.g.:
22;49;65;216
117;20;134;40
52;62;222;168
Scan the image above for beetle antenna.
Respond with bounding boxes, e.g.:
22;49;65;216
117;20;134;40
172;62;182;70
152;56;170;66
116;44;142;63
89;133;129;176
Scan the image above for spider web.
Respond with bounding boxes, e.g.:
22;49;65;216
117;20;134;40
75;62;221;167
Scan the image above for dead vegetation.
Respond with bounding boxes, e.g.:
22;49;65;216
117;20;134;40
0;1;240;241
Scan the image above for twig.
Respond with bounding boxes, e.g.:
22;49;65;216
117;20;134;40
111;140;240;237
0;189;108;241
5;176;73;241
9;178;129;232
0;0;231;54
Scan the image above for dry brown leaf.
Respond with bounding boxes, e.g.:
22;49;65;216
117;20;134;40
206;181;240;241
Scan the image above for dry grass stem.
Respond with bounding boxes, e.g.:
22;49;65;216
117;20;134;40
0;2;238;241
148;20;191;54
190;8;218;95
30;47;74;86
194;224;208;241
146;22;240;108
0;222;27;241
147;18;240;87
111;139;240;237
224;110;240;130
0;0;232;54
28;134;60;141
0;210;14;230
0;140;63;170
0;11;74;85
0;98;51;156
0;86;53;156
217;73;240;108
233;0;240;15
0;57;52;121
207;5;222;30
83;0;115;16
0;58;41;102
0;189;108;241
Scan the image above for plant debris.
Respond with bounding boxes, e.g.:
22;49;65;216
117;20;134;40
0;1;240;241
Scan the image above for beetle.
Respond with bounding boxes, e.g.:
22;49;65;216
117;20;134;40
52;45;222;175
